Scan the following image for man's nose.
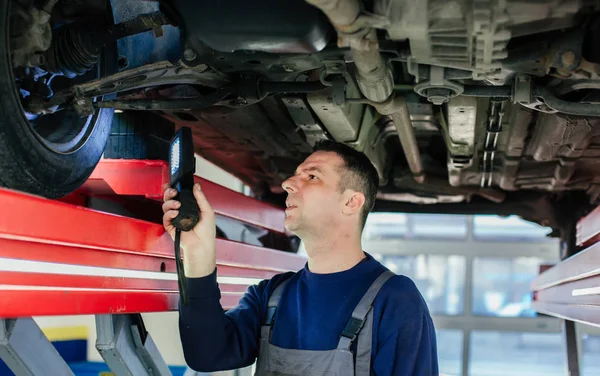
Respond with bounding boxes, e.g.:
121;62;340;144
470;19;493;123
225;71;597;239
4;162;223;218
282;176;297;193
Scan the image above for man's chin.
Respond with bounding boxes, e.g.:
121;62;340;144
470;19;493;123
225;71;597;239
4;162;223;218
284;218;300;234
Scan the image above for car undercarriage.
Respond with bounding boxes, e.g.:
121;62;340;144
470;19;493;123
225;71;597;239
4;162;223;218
4;0;600;236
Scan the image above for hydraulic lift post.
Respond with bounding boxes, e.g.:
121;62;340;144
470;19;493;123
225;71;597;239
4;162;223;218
0;317;75;376
95;314;172;376
561;230;581;376
0;159;306;376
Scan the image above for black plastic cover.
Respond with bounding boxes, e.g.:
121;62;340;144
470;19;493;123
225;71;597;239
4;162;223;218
171;0;332;54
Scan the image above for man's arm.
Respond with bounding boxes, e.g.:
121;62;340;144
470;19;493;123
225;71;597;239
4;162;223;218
372;276;439;376
179;268;276;372
373;311;438;375
163;183;268;371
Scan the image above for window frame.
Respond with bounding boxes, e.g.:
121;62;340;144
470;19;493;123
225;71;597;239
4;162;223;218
364;213;563;376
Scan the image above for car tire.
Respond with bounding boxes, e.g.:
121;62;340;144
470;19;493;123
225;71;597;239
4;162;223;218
0;0;114;199
103;111;175;161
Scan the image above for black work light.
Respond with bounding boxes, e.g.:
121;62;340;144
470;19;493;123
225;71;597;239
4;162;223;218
169;126;199;305
170;126;199;231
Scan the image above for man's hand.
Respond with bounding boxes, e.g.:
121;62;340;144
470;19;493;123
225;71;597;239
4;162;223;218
163;183;217;278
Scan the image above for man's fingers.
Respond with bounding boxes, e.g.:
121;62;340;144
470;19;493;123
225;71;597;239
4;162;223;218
193;183;214;215
162;219;176;240
162;209;179;231
162;199;181;214
163;186;178;203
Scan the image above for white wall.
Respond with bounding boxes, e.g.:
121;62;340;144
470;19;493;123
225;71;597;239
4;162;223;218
195;156;246;193
32;155;251;374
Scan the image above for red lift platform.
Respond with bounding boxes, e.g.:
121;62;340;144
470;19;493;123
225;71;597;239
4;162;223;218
0;159;306;376
531;205;600;375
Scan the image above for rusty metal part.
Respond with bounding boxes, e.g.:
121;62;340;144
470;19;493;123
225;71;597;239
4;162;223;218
389;109;424;182
304;0;360;30
44;11;170;78
480;99;507;188
304;0;393;103
390;173;505;203
554;79;600;95
95;87;236;111
343;94;426;183
373;96;425;183
95;80;328;111
72;97;95;117
10;1;55;68
534;86;600;117
26;58;329;114
352;30;394;103
25;61;224;113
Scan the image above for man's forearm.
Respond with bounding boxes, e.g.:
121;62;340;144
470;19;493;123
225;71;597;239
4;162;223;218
183;243;216;278
179;269;264;372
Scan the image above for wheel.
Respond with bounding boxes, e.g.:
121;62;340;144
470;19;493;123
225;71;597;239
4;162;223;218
0;0;114;199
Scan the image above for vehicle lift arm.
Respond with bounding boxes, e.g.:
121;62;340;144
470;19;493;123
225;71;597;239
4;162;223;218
0;159;306;376
532;205;600;376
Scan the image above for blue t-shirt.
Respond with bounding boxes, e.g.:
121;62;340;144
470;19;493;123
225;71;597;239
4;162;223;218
179;253;439;375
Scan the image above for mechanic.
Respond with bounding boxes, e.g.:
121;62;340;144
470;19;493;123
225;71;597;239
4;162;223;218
162;140;438;375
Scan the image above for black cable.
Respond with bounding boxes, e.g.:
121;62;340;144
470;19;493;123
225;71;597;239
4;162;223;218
175;229;188;306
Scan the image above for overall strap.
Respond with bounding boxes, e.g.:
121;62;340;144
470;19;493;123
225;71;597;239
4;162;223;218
337;270;395;352
355;308;374;376
260;276;292;341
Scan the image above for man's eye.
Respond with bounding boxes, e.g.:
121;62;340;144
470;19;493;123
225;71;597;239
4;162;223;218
309;175;318;180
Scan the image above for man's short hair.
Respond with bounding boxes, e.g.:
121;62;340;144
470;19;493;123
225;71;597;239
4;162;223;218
312;140;379;230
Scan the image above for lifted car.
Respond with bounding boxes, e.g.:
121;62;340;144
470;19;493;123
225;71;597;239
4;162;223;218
1;0;600;238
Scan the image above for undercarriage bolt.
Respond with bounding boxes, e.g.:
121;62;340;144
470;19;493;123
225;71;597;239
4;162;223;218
28;54;45;67
183;48;197;61
561;51;575;67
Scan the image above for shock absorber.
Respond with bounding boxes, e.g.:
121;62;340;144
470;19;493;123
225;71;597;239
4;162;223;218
44;11;170;78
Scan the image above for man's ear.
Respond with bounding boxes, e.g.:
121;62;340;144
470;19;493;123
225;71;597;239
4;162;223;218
342;191;365;216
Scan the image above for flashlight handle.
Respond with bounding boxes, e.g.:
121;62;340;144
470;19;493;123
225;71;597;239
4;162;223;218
173;189;200;232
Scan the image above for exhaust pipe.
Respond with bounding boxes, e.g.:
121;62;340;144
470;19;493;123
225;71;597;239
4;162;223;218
305;0;424;181
304;0;393;103
376;97;425;183
389;101;425;183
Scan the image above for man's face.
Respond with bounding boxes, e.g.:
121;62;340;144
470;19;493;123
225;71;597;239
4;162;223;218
281;151;346;235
